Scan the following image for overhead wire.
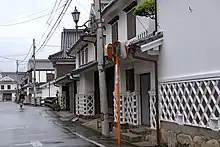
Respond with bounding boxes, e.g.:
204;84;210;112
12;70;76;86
36;0;63;46
0;6;64;27
36;0;72;54
19;44;33;64
1;8;49;24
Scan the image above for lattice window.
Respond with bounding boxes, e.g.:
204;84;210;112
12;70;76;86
114;92;140;126
75;93;95;116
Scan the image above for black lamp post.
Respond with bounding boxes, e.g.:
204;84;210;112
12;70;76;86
71;6;80;30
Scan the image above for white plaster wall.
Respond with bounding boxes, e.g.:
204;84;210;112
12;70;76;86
76;54;79;69
0;84;17;90
119;59;155;93
88;43;96;62
158;0;220;81
32;71;48;83
40;71;47;82
84;71;94;93
78;72;94;94
41;84;59;99
104;0;155;44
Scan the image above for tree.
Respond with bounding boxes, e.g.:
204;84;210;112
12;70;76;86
134;0;155;19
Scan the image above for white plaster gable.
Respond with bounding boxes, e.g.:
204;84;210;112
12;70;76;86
0;76;15;82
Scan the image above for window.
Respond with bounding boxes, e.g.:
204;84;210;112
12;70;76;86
78;51;81;66
126;68;135;92
1;85;4;90
82;49;85;65
7;85;11;90
46;73;55;82
112;22;118;43
85;48;88;63
127;9;136;40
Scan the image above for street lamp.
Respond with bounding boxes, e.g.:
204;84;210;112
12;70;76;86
71;6;94;33
71;6;80;29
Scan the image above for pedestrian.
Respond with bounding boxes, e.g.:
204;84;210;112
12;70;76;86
19;90;25;109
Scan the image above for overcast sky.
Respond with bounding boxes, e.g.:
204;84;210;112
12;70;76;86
0;0;91;72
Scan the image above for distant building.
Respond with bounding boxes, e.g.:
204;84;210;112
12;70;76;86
22;59;55;105
0;72;25;101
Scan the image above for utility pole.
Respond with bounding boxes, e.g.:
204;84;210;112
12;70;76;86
33;38;37;106
95;0;110;137
16;60;19;102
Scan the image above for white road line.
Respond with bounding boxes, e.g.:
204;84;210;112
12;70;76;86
73;132;106;147
0;126;28;132
31;141;43;147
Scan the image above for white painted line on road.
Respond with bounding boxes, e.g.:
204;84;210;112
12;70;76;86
0;126;28;132
73;132;106;147
30;141;43;147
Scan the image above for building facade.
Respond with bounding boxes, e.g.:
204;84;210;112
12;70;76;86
22;59;55;105
0;72;24;101
48;28;82;112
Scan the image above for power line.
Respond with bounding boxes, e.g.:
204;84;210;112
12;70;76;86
0;56;18;61
0;6;64;27
1;8;49;24
37;0;63;46
19;44;33;64
36;0;72;54
46;0;59;25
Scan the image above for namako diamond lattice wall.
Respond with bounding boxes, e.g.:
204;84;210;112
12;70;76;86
160;79;220;128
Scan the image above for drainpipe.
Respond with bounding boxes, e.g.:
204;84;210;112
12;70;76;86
132;55;160;146
153;0;158;34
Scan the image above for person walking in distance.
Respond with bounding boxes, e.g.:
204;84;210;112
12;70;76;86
19;90;25;109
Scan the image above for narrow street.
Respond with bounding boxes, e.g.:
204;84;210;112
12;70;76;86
0;102;98;147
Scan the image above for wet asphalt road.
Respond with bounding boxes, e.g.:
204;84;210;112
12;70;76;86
0;102;98;147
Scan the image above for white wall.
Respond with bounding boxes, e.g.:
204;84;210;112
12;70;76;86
88;43;96;62
119;59;155;93
41;83;59;99
104;0;154;44
158;0;220;81
32;71;55;83
78;72;94;94
0;84;17;90
75;42;96;69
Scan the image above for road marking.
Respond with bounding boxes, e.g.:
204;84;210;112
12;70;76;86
0;126;28;132
14;141;43;147
31;141;43;147
73;132;106;147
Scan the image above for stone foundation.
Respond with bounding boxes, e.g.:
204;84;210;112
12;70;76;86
160;121;220;147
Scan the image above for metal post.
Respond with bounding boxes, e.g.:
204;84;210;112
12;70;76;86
116;56;121;146
16;60;19;102
49;81;51;98
33;38;37;106
94;0;110;137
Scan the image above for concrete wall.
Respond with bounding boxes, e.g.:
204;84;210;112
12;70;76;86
157;0;220;82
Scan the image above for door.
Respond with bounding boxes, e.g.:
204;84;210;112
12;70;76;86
140;73;151;126
3;93;12;101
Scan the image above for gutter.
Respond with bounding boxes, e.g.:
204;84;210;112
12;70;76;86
153;0;158;34
132;55;160;146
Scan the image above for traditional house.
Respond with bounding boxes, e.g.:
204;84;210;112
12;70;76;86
22;59;55;105
48;28;83;112
103;0;220;145
103;0;161;128
67;0;114;124
0;72;24;101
